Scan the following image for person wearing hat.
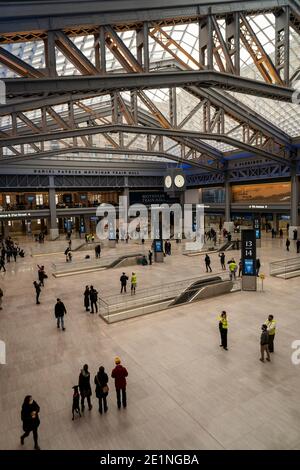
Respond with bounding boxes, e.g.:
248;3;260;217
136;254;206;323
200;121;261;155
111;357;128;409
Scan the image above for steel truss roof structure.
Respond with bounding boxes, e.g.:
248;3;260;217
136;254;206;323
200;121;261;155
1;0;300;172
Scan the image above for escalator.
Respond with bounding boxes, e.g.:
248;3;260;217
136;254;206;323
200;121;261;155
171;276;222;306
109;253;143;268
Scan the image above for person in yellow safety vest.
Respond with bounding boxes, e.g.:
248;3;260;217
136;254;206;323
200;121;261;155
218;311;228;350
228;259;237;280
131;272;137;295
264;314;276;353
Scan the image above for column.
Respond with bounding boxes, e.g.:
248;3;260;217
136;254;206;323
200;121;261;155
272;213;278;231
223;177;234;233
48;176;59;240
290;162;300;238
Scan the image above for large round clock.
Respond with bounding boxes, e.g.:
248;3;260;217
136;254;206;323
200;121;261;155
174;174;185;188
164;175;172;189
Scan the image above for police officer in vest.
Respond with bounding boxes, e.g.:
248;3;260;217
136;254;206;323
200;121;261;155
265;314;276;353
218;311;228;350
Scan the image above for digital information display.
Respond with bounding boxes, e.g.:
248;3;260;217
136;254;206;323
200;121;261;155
154;240;162;252
253;216;261;240
241;229;256;277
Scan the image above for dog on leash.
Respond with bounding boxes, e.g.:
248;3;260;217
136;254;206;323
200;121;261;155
72;385;81;420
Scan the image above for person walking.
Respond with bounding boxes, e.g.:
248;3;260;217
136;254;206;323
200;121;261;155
256;258;261;277
297;239;300;254
148;250;153;266
264;315;276;353
94;366;109;414
111;357;128;409
89;285;98;313
54;298;67;331
279;228;283;238
205;254;212;273
260;324;271;362
238;259;242;277
33;281;41;305
83;286;90;312
218;252;226;270
37;265;47;286
286;238;290;251
0;256;6;272
228;259;237;280
0;287;3;310
120;273;128;294
20;395;40;450
218;311;228;350
131;272;137;295
79;364;92;412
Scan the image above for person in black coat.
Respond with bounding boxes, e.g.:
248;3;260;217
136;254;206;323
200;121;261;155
79;364;92;411
94;366;109;414
33;281;41;304
148;250;153;265
20;395;40;450
54;298;67;330
83;286;90;312
256;258;261;277
89;286;98;313
120;273;128;293
286;238;290;251
218;252;225;270
205;254;212;272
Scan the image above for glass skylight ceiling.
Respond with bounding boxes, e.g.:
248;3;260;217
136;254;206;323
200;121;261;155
1;12;300;161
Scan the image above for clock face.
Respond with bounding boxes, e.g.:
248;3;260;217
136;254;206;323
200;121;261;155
174;174;185;188
165;175;172;189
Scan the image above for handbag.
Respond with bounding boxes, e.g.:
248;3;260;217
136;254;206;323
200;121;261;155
96;375;109;394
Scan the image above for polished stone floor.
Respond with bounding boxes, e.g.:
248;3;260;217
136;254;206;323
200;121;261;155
0;233;300;450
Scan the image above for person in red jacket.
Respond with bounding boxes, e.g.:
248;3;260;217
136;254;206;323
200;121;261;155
111;357;128;409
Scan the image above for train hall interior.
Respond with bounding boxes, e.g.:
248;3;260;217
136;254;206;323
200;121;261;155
0;0;300;452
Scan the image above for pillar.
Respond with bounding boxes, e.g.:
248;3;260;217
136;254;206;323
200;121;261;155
289;163;300;239
272;213;278;231
48;176;59;240
224;179;231;222
223;176;234;233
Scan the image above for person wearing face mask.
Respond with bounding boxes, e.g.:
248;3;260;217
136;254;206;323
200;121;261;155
20;395;40;450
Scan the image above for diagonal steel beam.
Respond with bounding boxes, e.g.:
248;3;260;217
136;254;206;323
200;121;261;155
54;31;100;75
0;46;45;78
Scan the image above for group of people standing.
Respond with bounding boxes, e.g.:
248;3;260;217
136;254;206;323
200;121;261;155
120;272;137;295
83;286;99;313
0;237;25;272
75;358;128;417
19;357;129;450
218;311;276;362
